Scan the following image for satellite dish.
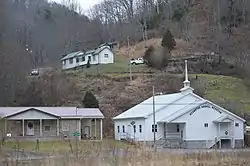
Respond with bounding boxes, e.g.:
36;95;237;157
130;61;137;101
130;121;135;125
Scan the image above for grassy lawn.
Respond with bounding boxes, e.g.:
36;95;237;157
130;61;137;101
1;139;138;154
191;74;250;114
1;139;250;166
65;55;149;74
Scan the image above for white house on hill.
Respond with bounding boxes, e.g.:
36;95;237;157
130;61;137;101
61;45;114;70
113;60;245;149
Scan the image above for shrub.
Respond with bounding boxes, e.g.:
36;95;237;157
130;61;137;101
161;29;176;51
82;91;99;108
143;46;170;69
86;59;91;68
172;7;187;22
244;134;250;147
143;45;155;66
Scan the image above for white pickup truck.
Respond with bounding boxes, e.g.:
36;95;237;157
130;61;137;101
129;57;144;65
29;69;39;76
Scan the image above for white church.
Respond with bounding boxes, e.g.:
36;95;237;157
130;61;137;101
113;60;245;149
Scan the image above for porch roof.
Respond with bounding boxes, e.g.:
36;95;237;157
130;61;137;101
213;115;234;123
0;107;104;119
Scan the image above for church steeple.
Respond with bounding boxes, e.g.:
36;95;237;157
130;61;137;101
183;60;190;88
180;60;194;93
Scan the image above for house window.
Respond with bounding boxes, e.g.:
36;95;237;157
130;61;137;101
122;125;125;133
133;125;136;133
88;56;91;62
104;54;108;58
69;58;73;64
117;126;120;133
152;124;157;132
76;57;79;63
45;126;50;131
235;123;239;127
93;55;96;61
177;124;180;132
62;124;69;131
82;56;85;62
204;123;209;127
139;125;142;133
63;60;66;65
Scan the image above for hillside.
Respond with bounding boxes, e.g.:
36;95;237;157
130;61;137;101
74;37;213;75
117;38;208;59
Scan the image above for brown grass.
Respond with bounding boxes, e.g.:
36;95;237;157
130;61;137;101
117;38;205;59
2;140;250;166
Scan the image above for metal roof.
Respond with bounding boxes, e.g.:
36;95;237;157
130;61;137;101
0;107;104;119
61;51;84;60
60;45;112;60
113;92;185;120
113;91;246;122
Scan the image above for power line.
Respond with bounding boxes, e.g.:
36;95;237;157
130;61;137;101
97;102;250;106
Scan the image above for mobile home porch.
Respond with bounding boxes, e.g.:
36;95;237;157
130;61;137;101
5;118;103;140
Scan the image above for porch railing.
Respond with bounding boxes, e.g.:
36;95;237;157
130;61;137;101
165;132;182;139
118;133;139;142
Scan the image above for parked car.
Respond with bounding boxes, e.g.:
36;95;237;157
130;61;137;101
129;57;144;65
30;69;39;76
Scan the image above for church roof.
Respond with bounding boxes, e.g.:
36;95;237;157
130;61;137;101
113;92;185;120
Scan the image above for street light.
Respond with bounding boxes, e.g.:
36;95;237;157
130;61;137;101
152;86;163;152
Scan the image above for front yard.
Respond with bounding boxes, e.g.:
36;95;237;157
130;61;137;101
1;139;138;154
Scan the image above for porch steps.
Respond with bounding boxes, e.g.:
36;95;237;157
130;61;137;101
207;139;220;149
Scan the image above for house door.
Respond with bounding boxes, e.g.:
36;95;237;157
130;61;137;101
27;121;35;136
219;122;231;137
127;125;133;139
84;126;90;138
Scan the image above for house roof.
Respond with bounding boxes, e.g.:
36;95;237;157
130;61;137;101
113;91;245;122
61;51;84;60
84;49;96;55
61;45;113;61
213;115;234;123
99;42;118;47
113;92;185;120
0;107;104;119
158;100;206;123
93;46;111;55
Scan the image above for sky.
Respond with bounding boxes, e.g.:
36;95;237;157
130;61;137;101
50;0;101;11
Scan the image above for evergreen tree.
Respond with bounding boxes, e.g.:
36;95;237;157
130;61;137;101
82;91;99;108
161;29;176;51
86;59;91;68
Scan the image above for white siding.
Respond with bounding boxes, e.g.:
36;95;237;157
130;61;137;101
145;117;163;141
172;105;244;141
144;94;201;141
62;58;77;70
62;48;114;70
7;109;57;120
99;48;114;64
114;118;145;141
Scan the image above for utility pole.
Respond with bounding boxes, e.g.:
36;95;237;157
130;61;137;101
127;36;132;81
143;0;148;48
152;85;156;152
156;0;160;14
216;0;221;54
